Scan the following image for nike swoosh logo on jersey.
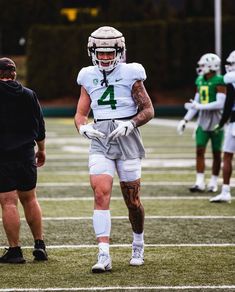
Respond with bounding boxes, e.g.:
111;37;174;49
115;78;123;82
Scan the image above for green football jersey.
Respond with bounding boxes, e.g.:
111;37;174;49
195;74;225;104
195;74;225;131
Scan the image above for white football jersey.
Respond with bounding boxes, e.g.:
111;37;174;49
77;63;146;119
224;71;235;88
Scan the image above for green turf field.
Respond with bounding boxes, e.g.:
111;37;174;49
0;118;234;292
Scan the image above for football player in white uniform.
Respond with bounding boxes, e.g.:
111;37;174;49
74;26;154;273
210;50;235;203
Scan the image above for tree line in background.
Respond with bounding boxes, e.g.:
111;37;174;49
26;19;235;101
0;0;235;54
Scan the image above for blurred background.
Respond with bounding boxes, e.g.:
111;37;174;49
0;0;235;116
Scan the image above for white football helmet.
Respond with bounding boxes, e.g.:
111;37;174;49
225;50;235;72
87;26;125;72
196;53;221;76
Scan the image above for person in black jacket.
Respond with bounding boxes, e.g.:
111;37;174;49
210;51;235;203
0;57;48;263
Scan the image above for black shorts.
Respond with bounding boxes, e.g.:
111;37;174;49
0;159;37;193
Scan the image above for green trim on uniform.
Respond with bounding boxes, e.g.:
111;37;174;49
195;74;225;104
196;126;224;152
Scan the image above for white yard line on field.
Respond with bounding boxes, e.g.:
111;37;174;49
0;216;234;222
1;244;235;249
1;215;231;221
37;181;235;186
38;196;210;201
148;118;197;129
0;285;235;291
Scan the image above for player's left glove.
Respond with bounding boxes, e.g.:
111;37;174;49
108;120;135;140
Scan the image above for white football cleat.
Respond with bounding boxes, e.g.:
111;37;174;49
92;253;112;273
130;244;144;266
189;184;205;193
209;192;231;203
207;184;218;193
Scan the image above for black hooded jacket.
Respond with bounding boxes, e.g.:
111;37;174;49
0;80;45;161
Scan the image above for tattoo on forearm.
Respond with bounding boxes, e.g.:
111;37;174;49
132;81;154;127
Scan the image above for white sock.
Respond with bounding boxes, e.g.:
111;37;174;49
195;173;205;186
98;242;110;255
209;175;218;186
222;184;230;193
133;232;144;246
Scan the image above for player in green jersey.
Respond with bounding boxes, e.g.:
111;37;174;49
177;53;226;193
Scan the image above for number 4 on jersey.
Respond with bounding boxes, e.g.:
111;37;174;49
98;85;117;109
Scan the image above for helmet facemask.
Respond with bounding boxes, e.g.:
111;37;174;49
225;51;235;73
88;26;125;72
196;53;221;76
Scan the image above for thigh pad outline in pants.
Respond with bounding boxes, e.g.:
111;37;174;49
89;154;116;177
117;158;141;182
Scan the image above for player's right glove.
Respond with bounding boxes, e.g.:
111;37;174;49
177;119;187;135
79;123;106;139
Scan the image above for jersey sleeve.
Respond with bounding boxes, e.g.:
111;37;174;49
76;67;86;86
224;71;235;84
216;75;225;85
131;63;147;81
195;76;201;86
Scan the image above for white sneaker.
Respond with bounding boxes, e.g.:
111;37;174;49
207;184;218;193
209;192;232;203
130;244;144;266
92;253;112;273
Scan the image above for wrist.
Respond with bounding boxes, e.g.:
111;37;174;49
130;119;137;128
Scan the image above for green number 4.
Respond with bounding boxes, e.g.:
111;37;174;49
98;85;117;109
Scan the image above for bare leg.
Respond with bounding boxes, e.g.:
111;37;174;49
18;188;43;240
196;147;206;173
0;191;20;247
212;151;221;176
90;174;112;244
120;179;144;234
223;152;234;184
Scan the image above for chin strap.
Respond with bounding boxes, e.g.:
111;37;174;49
101;70;109;87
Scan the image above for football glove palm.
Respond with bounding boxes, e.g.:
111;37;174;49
108;120;135;140
79;123;106;139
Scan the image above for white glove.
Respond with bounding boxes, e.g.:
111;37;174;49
185;99;203;110
191;100;202;110
177;119;187;135
184;102;194;110
108;120;135;140
79;123;106;139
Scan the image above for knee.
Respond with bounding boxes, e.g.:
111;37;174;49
19;194;36;207
197;147;205;158
120;180;141;210
0;192;18;209
93;185;110;207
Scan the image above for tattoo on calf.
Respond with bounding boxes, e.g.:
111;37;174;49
120;179;144;233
